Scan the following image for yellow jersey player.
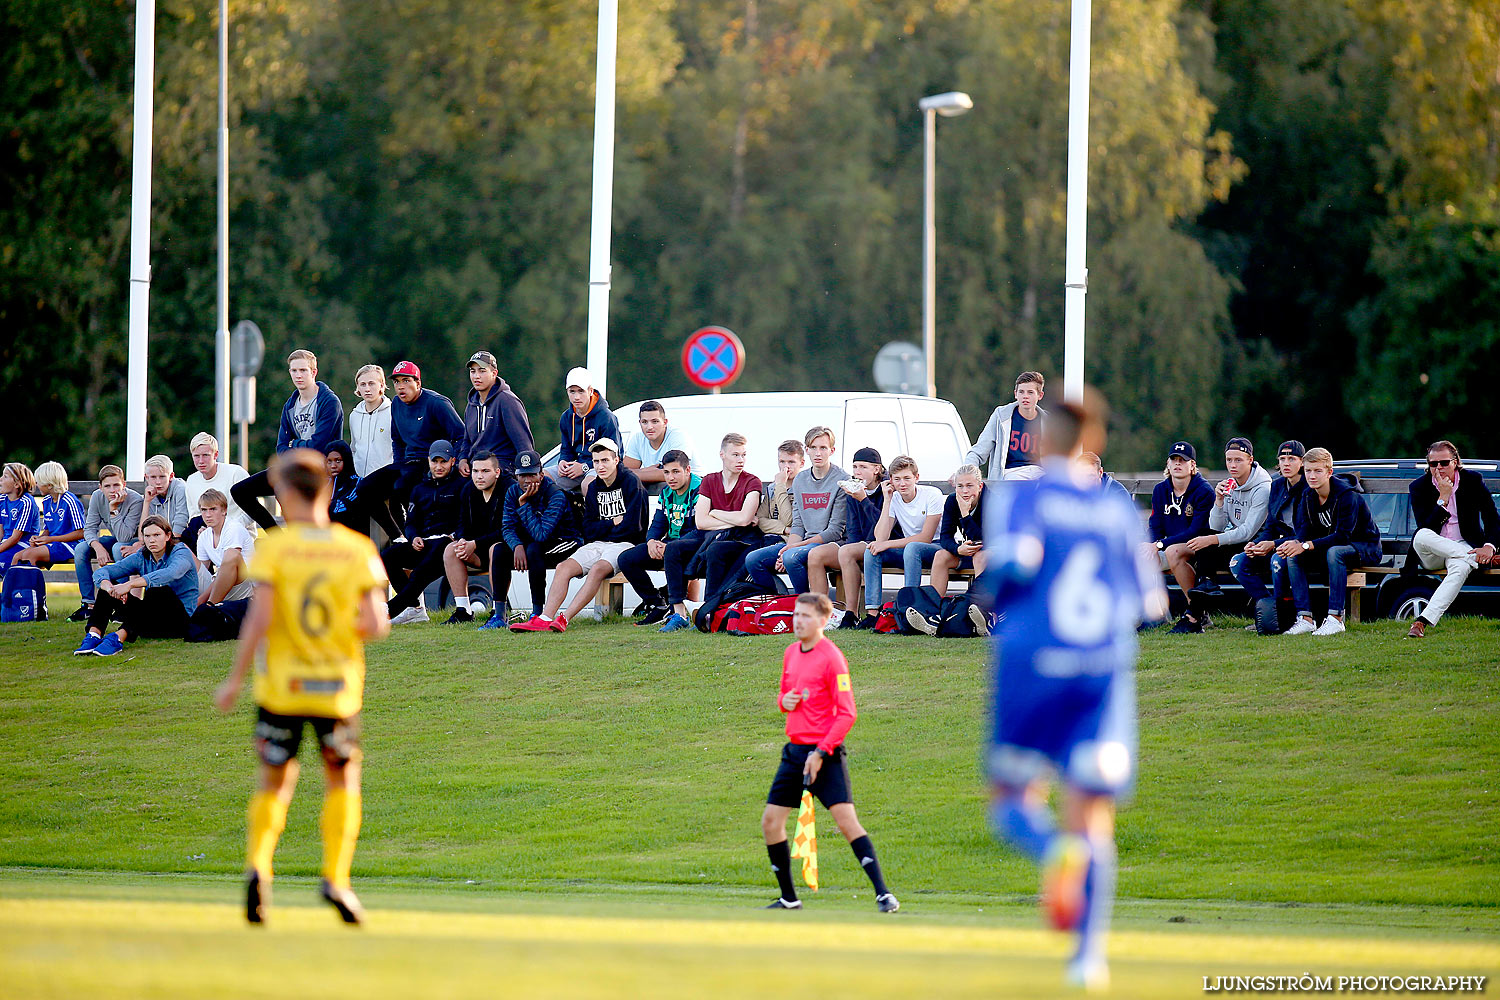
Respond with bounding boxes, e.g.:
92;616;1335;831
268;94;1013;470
215;449;391;925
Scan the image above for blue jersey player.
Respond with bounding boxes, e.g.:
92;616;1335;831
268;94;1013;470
979;397;1167;991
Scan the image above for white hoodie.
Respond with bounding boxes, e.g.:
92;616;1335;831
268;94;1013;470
347;395;393;478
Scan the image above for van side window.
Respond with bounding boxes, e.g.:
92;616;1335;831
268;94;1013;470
906;421;963;479
849;421;901;469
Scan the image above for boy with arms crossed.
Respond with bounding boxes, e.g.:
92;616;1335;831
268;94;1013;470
760;592;899;913
215;449;390;925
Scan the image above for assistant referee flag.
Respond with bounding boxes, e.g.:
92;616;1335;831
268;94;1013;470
791;791;819;890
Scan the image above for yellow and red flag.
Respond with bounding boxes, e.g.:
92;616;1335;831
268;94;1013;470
790;790;819;891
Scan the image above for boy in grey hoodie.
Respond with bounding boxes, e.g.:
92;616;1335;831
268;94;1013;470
1184;436;1272;596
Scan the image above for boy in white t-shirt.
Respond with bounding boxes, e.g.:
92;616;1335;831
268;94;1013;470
622;400;695;485
195;489;256;605
184;431;252;554
856;455;943;627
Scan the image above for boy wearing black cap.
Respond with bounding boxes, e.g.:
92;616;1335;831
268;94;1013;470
458;352;533;484
1149;442;1215;632
1231;441;1307;632
382;439;464;624
482;449;582;628
1180;438;1272;599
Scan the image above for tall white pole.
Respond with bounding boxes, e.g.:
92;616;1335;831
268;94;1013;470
216;0;231;451
125;0;158;480
921;108;937;399
584;0;619;399
1062;0;1092;404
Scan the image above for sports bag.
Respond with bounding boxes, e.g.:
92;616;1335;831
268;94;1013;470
936;593;987;637
693;580;767;633
725;594;800;636
873;600;900;634
0;565;46;622
895;585;942;635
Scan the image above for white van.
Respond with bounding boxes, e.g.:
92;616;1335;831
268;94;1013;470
547;391;973;482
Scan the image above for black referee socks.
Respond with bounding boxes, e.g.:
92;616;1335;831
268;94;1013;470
849;835;890;896
767;841;799;901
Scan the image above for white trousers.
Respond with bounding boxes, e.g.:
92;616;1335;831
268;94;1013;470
1411;528;1479;624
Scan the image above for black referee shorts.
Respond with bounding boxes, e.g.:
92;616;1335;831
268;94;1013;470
767;742;851;809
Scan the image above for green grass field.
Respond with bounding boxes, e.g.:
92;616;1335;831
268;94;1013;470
1;614;1496;996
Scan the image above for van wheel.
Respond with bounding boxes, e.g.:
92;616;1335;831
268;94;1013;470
1384;584;1433;621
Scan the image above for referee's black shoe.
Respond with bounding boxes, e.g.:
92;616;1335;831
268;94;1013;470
244;870;268;925
876;893;901;913
320;879;365;925
763;898;803;909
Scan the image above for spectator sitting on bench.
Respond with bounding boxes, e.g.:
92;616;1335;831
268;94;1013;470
1150;441;1216;633
0;462;42;574
553;367;621;494
1081;451;1133;505
233;349;344;531
73;515;199;657
15;461;85;571
658;433;764;633
747;427;849;597
68;465;144;622
743;440;805;588
930;464;986;597
485;449;582;629
817;448;886;625
513;437;647;632
616;450;701;628
855;455;943;630
1271;447;1383;636
194;489;255;606
1403;439;1500;638
140;454;190;548
1231;440;1307;631
183;432;250;553
437;450;506;626
382;439;464;625
623;399;693;486
1179;437;1272;603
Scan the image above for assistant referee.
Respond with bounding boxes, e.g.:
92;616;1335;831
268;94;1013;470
759;592;899;912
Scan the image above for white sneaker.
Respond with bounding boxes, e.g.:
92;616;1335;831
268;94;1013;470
1312;615;1346;636
1063;955;1110;993
904;606;938;636
827;608;847;628
1283;616;1317;636
390;606;429;625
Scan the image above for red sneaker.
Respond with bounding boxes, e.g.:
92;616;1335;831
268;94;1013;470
549;614;569;633
509;615;551;633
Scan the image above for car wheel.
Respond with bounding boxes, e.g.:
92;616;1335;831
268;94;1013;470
1385;584;1433;622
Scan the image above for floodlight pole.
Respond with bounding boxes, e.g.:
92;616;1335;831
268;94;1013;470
918;92;972;399
1062;0;1092;404
125;0;158;480
584;0;619;399
215;0;230;452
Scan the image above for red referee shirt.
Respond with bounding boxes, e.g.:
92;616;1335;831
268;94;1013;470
779;637;857;754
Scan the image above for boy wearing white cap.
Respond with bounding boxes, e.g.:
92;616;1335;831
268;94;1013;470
553;367;621;493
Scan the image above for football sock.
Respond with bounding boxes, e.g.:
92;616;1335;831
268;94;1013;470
246;791;288;878
1074;835;1117;968
848;835;890;896
988;794;1055;863
766;840;798;901
320;788;362;888
455;595;471;612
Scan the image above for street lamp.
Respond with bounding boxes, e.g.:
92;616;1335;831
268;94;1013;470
918;91;972;399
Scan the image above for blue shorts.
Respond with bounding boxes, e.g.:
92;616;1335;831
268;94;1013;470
43;541;78;563
987;655;1136;797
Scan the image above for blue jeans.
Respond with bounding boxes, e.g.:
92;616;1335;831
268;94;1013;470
863;547;908;611
1229;551;1272;602
744;540;819;594
1272;543;1381;615
75;538;126;604
902;541;942;588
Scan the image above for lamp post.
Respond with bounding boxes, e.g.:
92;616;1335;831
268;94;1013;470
918;91;973;399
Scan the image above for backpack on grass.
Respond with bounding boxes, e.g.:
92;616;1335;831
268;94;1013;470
0;565;46;622
724;594;800;636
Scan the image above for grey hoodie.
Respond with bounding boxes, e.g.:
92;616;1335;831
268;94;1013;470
1208;462;1272;547
789;464;849;543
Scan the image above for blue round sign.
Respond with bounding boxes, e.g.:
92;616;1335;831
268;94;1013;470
682;326;745;390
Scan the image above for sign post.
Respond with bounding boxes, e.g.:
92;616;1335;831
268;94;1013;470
230;320;264;468
681;326;746;395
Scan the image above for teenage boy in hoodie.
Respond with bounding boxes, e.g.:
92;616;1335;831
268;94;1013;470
1231;440;1307;631
324;441;368;534
964;371;1048;482
347;364;394;480
746;427;849;594
1149;441;1216;633
483;449;582;628
616;450;701;627
458;351;533;484
514;438;647;631
233;349;345;531
382;440;465;625
360;361;464;538
1180;437;1272;601
1271;447;1383;636
436;451;507;625
1403;439;1500;638
554;367;621;493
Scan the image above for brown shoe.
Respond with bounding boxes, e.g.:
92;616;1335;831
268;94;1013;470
1405;620;1426;638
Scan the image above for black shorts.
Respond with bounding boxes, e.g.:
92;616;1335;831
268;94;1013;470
254;707;361;767
767;743;851;809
